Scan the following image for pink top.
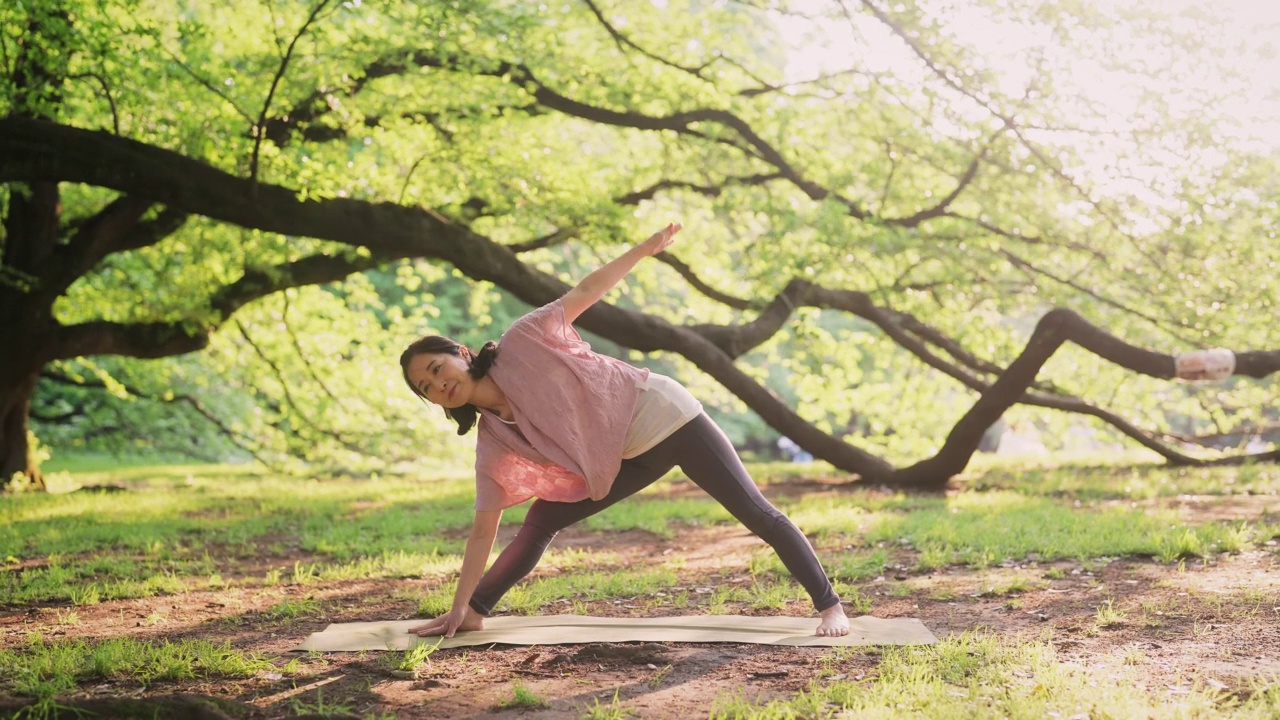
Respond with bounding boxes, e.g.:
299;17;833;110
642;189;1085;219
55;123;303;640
474;299;649;510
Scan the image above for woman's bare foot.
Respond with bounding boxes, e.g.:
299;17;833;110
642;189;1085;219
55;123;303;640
816;603;850;637
408;607;486;637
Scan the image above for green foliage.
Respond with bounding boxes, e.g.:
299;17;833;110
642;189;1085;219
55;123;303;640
9;0;1276;476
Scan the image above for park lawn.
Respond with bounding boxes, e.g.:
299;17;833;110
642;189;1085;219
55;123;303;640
0;458;1278;719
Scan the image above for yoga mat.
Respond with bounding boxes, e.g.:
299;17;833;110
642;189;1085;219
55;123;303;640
292;614;937;651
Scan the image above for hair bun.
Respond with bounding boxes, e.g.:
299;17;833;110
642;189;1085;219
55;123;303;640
470;341;499;377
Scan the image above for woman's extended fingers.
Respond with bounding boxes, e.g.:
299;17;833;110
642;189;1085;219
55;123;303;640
407;617;448;637
646;222;682;254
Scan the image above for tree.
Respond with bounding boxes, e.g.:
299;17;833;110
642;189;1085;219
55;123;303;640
3;0;1278;490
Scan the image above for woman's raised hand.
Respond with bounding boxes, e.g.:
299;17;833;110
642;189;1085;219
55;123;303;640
639;222;683;256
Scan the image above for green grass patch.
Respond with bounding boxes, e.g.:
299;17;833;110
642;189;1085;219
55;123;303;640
264;595;321;622
585;496;732;538
388;641;440;674
711;633;1276;719
970;459;1280;501
788;490;1261;569
0;635;278;705
498;567;682;614
0;474;478;562
581;688;631;719
498;682;550;709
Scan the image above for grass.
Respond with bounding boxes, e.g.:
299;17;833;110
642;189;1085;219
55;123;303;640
498;682;550;709
264;595;322;622
788;489;1266;569
0;635;280;707
711;633;1280;719
581;689;632;719
4;456;1278;717
1095;598;1127;628
290;689;353;718
389;641;439;675
585;495;733;538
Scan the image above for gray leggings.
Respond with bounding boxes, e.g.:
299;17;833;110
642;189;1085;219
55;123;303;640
469;413;840;615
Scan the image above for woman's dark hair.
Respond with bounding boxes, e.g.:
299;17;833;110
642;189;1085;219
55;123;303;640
399;336;498;435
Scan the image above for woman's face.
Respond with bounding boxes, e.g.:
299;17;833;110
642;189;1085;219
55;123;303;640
405;351;474;409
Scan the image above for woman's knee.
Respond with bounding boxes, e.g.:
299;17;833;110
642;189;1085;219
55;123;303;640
737;505;793;539
516;520;559;549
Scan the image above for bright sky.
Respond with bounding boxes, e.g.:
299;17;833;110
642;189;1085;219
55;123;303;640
775;0;1280;153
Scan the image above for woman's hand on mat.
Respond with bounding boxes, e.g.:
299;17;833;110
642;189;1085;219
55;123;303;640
816;603;850;637
407;606;485;637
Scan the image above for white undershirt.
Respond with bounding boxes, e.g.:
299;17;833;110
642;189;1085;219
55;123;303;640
620;372;703;458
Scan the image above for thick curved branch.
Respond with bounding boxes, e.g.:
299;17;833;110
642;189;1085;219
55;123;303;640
894;309;1280;488
18;119;1271;485
49;249;400;361
0;118;463;260
1;117;893;479
45;200;188;298
657;251;1277;469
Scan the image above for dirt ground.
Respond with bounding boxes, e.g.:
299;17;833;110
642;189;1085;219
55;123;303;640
2;486;1278;719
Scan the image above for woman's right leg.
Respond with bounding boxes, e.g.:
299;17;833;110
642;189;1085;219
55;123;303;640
468;448;676;615
669;414;840;613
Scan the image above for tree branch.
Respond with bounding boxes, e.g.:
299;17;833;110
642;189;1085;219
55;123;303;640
234;318;365;454
250;0;334;186
67;71;121;135
44;199;192;299
49;249;401;361
894;309;1280;487
581;0;713;80
39;368;272;466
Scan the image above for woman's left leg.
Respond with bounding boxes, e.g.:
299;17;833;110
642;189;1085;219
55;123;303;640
668;414;841;613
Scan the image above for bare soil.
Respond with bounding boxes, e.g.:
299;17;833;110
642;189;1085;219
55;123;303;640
2;484;1278;719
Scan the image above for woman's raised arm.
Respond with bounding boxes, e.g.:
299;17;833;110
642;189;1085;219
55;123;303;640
559;223;682;324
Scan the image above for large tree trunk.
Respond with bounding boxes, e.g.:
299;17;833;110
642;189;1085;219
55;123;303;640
0;366;42;489
1;176;59;493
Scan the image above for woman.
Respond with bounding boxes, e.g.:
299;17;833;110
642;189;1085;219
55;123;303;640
400;223;849;638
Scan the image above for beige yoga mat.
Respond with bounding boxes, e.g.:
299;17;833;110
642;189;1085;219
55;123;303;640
292;614;937;652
